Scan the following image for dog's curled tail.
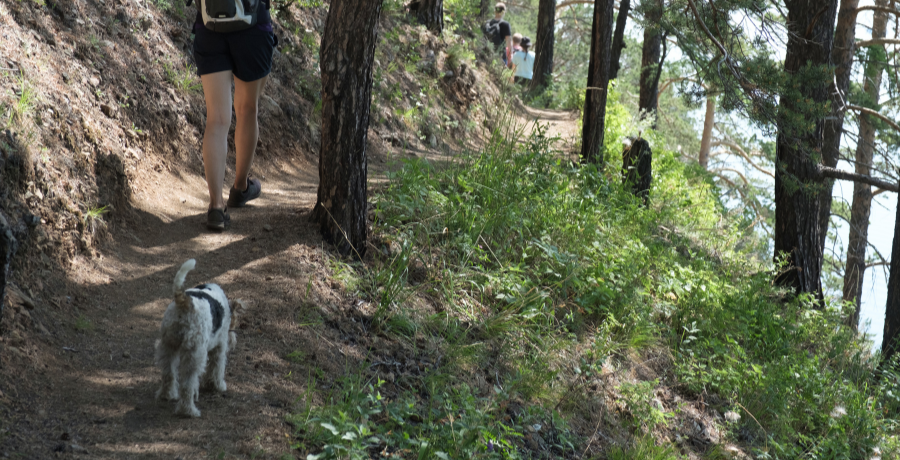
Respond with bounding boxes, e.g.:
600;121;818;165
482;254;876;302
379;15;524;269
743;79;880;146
173;259;196;310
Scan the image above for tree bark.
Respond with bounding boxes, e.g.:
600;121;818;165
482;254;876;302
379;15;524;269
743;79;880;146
698;94;715;169
609;0;629;80
480;0;492;20
882;180;900;363
579;0;615;164
818;0;861;275
772;0;839;301
312;0;383;257
531;0;556;94
843;0;889;331
416;0;443;33
638;0;663;127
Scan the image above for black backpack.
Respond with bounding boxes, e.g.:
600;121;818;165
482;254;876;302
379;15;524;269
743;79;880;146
482;19;501;43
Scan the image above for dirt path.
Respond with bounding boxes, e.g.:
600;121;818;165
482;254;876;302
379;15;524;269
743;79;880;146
1;108;579;460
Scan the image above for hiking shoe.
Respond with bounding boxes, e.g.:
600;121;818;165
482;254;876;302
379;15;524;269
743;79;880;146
227;178;261;208
207;208;230;231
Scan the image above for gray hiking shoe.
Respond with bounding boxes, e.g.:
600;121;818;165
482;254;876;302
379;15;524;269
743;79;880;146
227;178;261;208
207;208;230;231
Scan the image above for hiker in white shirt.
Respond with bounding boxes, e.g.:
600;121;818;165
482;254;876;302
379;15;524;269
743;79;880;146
510;37;535;87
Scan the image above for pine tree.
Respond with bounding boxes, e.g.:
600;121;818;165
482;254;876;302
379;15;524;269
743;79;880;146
579;0;615;164
312;0;384;257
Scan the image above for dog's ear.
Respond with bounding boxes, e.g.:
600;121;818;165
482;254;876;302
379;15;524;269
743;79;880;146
231;298;248;327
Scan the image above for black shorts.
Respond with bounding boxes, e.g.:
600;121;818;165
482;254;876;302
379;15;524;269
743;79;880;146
193;26;275;82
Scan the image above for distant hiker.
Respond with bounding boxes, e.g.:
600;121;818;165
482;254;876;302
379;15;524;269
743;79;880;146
511;32;522;55
191;0;276;230
483;2;512;67
510;36;534;87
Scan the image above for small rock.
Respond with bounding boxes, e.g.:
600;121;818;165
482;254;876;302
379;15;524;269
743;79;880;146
62;72;69;82
38;409;47;418
443;71;454;78
101;104;116;118
263;224;273;231
70;444;87;454
122;351;131;359
265;276;274;281
89;76;100;87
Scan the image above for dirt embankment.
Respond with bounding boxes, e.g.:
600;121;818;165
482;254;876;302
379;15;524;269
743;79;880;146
0;0;525;458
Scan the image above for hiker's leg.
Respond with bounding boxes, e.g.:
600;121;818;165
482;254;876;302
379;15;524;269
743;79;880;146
232;75;268;192
201;70;234;210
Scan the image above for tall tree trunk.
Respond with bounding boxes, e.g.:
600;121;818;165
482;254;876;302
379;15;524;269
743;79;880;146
819;0;861;272
416;0;443;33
480;0;491;19
638;0;663;127
531;0;556;94
843;0;889;331
882;182;900;363
609;0;629;80
579;0;615;164
698;94;715;169
773;0;839;300
312;0;384;257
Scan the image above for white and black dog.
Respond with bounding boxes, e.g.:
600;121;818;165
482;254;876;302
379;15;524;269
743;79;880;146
155;259;232;417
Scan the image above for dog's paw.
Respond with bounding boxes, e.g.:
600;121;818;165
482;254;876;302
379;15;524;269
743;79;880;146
214;380;227;393
176;403;201;418
156;386;179;402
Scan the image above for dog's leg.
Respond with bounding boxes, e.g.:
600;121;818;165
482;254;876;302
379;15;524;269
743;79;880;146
155;343;179;401
175;348;206;418
206;344;228;393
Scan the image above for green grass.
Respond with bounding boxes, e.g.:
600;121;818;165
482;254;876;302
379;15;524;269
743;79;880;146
74;315;93;332
163;62;202;94
6;72;37;127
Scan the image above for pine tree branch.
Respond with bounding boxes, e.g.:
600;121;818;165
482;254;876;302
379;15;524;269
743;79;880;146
818;166;899;192
846;104;900;133
710;140;775;178
856;38;900;47
712;167;751;186
856;6;900;17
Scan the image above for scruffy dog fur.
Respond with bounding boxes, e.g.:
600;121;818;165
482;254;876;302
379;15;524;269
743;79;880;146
155;259;232;417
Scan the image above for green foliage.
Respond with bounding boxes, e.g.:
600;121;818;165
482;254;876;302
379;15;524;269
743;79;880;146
163;62;202;94
445;42;475;72
151;0;186;17
295;378;566;460
5;72;37;127
353;89;895;458
606;435;681;460
618;380;671;433
74;315;93;332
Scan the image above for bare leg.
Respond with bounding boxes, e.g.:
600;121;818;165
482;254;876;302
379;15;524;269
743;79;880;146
232;75;268;192
200;71;234;210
